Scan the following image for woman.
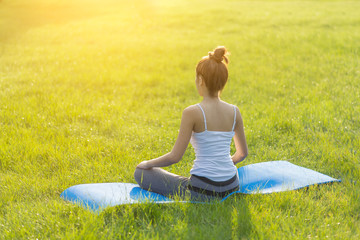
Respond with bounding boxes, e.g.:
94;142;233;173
134;46;248;201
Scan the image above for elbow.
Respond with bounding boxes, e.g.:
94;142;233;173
242;150;248;159
234;150;248;163
168;152;182;164
241;150;248;161
240;147;249;160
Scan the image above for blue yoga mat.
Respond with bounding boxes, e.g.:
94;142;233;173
60;161;340;211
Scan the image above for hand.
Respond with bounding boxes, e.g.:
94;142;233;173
136;161;152;169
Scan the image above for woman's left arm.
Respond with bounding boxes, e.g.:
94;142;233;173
136;107;194;169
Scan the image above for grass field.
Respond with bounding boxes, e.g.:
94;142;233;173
1;0;359;239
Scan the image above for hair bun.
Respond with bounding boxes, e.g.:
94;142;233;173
209;46;229;64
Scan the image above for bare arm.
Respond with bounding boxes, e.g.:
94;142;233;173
231;107;248;165
136;107;194;169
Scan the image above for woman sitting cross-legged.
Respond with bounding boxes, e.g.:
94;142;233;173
134;46;248;201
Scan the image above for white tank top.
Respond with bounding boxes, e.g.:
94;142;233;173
190;104;237;181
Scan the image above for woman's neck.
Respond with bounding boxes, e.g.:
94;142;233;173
201;93;221;103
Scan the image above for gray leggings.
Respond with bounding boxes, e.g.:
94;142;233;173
134;167;239;201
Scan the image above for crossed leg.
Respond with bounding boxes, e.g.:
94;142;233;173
134;167;189;199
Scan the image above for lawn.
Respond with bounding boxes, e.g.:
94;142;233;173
0;0;359;239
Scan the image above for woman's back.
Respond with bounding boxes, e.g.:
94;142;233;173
192;100;236;133
190;101;238;181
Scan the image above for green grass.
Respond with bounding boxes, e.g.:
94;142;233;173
1;0;359;239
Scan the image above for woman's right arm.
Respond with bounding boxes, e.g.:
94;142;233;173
231;107;248;165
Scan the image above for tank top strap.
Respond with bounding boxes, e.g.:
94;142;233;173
197;104;207;130
232;105;236;131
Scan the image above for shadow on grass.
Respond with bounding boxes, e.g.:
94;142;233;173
100;193;254;239
183;194;254;239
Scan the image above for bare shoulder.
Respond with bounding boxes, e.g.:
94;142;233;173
182;104;201;119
233;105;242;116
232;105;244;127
184;104;199;112
221;101;242;114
